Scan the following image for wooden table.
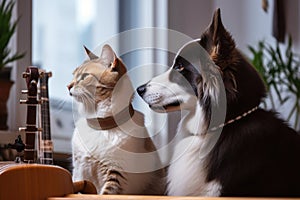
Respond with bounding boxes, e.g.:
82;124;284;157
48;194;300;200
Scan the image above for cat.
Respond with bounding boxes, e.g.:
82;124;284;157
67;44;165;195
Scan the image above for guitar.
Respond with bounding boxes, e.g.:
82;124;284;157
0;67;96;200
20;66;40;163
38;70;54;165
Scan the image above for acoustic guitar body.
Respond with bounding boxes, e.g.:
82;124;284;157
0;163;74;200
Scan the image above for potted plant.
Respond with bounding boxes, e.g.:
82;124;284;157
248;36;300;130
0;0;25;130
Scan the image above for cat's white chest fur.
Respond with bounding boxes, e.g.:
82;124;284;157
73;118;128;157
72;118;126;191
72;112;163;194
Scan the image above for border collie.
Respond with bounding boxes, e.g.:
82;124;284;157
137;9;300;197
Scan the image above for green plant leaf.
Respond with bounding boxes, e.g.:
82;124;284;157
0;0;24;70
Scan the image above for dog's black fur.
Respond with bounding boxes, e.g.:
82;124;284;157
201;9;300;197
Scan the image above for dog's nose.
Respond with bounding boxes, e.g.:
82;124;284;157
137;84;147;97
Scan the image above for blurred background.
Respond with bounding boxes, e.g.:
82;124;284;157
2;0;299;164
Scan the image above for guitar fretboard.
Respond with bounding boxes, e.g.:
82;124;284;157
22;67;40;163
39;72;54;165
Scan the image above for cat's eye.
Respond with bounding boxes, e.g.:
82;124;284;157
174;63;184;72
80;73;90;80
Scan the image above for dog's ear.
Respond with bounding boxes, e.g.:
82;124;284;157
84;45;99;60
201;8;235;60
201;9;238;100
209;8;226;46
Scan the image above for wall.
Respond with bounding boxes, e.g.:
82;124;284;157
168;0;300;129
7;0;31;131
213;0;300;53
168;0;213;39
168;0;300;70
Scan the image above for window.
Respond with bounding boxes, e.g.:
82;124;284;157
32;0;169;157
32;0;120;152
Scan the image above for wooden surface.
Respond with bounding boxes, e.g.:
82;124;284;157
0;163;74;200
48;194;300;200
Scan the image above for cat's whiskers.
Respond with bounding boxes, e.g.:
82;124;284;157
81;92;96;104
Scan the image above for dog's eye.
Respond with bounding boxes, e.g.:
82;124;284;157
174;64;184;72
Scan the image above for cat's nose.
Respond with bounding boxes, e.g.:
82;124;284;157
67;84;74;96
67;83;73;91
137;84;147;97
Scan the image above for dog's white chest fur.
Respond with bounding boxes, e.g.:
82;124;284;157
167;135;221;196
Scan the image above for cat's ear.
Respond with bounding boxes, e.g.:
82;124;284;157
100;44;116;66
84;45;99;60
110;58;127;75
101;44;127;75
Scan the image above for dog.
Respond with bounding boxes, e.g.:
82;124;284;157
137;9;300;197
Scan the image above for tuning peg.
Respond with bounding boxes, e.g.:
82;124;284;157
39;70;45;77
22;72;30;78
19;127;26;132
40;97;49;103
39;70;52;78
21;90;28;94
20;100;27;104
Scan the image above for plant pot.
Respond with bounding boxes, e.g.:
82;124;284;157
0;67;14;130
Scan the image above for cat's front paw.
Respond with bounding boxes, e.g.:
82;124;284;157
100;170;125;195
100;183;122;195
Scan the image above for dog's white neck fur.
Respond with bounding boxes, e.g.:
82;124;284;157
184;104;207;135
168;102;222;196
167;133;221;196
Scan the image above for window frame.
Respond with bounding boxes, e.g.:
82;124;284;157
7;0;32;131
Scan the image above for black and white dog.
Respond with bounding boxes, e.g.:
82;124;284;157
137;9;300;197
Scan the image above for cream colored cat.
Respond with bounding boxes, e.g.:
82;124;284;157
67;44;165;195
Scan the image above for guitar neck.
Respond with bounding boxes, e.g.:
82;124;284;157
39;71;54;165
41;86;51;140
24;97;38;163
22;67;40;163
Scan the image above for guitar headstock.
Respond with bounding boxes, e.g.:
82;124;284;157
20;67;54;164
22;67;40;104
39;70;52;86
